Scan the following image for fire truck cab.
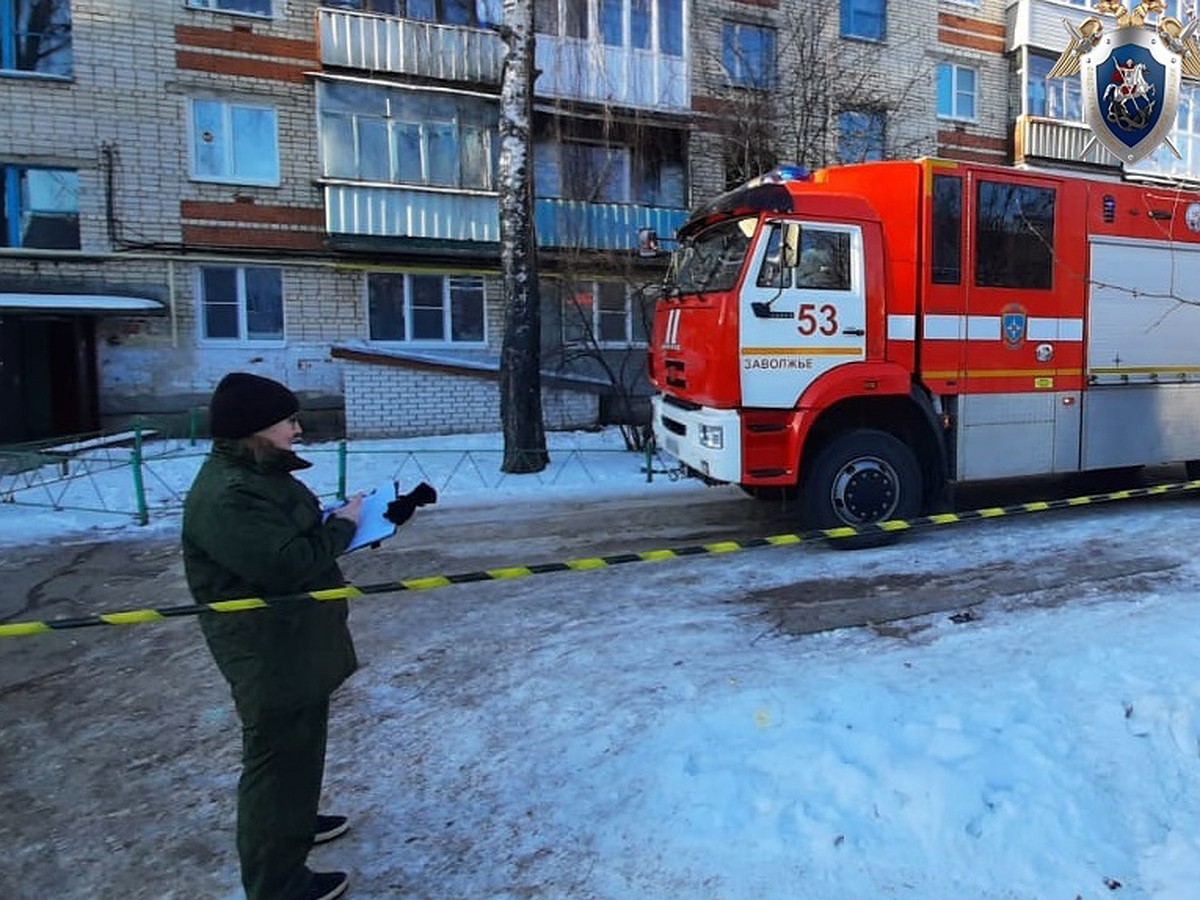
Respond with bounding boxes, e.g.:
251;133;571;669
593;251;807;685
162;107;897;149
648;158;1200;534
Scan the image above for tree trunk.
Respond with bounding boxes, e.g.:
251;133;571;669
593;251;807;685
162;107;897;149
498;0;549;474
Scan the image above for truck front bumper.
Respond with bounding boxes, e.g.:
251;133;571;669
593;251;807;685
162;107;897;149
652;396;743;484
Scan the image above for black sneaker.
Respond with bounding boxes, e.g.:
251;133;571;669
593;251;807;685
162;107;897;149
304;870;348;900
313;814;350;846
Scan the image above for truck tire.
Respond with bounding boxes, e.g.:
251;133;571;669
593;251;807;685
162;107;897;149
802;429;922;549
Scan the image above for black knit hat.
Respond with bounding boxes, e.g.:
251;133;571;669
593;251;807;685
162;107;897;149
209;372;299;440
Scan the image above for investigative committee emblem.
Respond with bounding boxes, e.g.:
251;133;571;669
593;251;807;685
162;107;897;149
1048;1;1200;164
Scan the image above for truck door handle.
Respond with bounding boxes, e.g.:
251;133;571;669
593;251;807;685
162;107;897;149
842;328;865;336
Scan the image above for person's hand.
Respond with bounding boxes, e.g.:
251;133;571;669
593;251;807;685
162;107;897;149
332;492;365;526
384;482;438;527
407;482;437;507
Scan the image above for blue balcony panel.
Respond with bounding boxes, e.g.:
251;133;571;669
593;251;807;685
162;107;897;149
318;8;503;84
534;198;687;251
324;183;687;252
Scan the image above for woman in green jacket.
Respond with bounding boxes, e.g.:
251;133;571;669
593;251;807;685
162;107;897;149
182;372;362;900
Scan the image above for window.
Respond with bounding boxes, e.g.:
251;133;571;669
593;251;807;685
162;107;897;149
937;62;976;121
674;217;756;294
722;21;775;88
1;0;73;76
319;81;496;189
0;165;79;249
186;0;272;15
755;225;851;291
1027;54;1081;120
560;280;649;345
367;273;485;343
535;141;630;203
931;174;961;285
841;0;885;41
199;266;284;342
535;0;587;38
537;0;681;54
189;98;280;185
322;0;501;26
837;110;885;163
975;181;1055;290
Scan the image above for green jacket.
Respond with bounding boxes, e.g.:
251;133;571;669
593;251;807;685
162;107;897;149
182;441;358;718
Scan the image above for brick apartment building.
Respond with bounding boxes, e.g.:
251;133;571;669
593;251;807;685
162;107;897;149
0;0;1194;443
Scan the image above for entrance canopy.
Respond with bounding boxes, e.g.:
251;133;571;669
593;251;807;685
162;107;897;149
0;293;164;314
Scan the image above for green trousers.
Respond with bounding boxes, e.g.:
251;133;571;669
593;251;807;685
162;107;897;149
237;699;330;900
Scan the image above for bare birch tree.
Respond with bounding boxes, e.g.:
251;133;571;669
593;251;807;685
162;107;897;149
498;0;549;473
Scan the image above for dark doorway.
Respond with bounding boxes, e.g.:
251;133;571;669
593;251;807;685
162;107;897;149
0;315;98;443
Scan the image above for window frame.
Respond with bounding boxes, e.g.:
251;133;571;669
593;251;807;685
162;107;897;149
937;61;977;122
317;81;497;190
560;279;650;347
721;19;776;89
840;0;886;42
365;272;488;346
197;265;286;345
187;97;281;187
1;164;81;249
1026;52;1081;121
0;0;74;78
184;0;274;18
974;180;1056;291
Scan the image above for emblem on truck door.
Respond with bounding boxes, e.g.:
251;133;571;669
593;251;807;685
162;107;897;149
1048;1;1198;164
1002;304;1027;350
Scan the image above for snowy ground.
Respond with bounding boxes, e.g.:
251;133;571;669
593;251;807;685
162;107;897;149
2;432;1200;899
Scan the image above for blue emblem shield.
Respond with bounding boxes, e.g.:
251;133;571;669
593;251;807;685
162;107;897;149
1082;26;1181;164
1002;309;1026;349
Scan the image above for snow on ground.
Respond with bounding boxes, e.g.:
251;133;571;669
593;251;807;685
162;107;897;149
5;431;1200;898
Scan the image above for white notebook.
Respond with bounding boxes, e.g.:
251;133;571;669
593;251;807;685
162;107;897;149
323;482;399;553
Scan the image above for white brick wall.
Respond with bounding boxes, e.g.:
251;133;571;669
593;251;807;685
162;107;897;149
342;360;598;438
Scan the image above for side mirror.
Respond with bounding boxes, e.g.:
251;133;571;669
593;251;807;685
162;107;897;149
782;223;800;269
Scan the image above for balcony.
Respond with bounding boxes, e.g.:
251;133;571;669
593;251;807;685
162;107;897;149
325;183;500;242
1013;115;1120;168
534;37;690;113
318;7;503;85
534;198;687;251
1006;0;1094;53
323;182;687;252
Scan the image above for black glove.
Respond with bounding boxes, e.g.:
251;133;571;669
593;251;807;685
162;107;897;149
384;482;438;527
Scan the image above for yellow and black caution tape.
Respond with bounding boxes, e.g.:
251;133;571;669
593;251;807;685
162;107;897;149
3;479;1199;640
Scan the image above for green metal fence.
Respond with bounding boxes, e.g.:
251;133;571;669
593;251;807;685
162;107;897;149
0;421;670;527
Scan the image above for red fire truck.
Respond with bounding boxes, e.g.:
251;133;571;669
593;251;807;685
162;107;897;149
648;158;1200;535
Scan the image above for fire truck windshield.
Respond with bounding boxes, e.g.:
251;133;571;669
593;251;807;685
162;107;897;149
668;216;757;296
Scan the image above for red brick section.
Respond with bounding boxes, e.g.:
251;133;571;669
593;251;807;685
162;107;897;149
938;13;1005;38
937;11;1005;54
181;200;324;227
938;28;1004;53
937;129;1007;152
175;25;316;61
175;49;311;82
182;224;326;250
692;95;732;116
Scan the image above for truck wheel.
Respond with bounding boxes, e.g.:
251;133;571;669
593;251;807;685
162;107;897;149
803;429;922;549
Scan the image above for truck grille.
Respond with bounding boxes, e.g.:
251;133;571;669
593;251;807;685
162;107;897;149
661;416;686;436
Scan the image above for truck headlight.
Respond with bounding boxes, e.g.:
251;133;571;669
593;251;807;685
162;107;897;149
699;424;724;450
